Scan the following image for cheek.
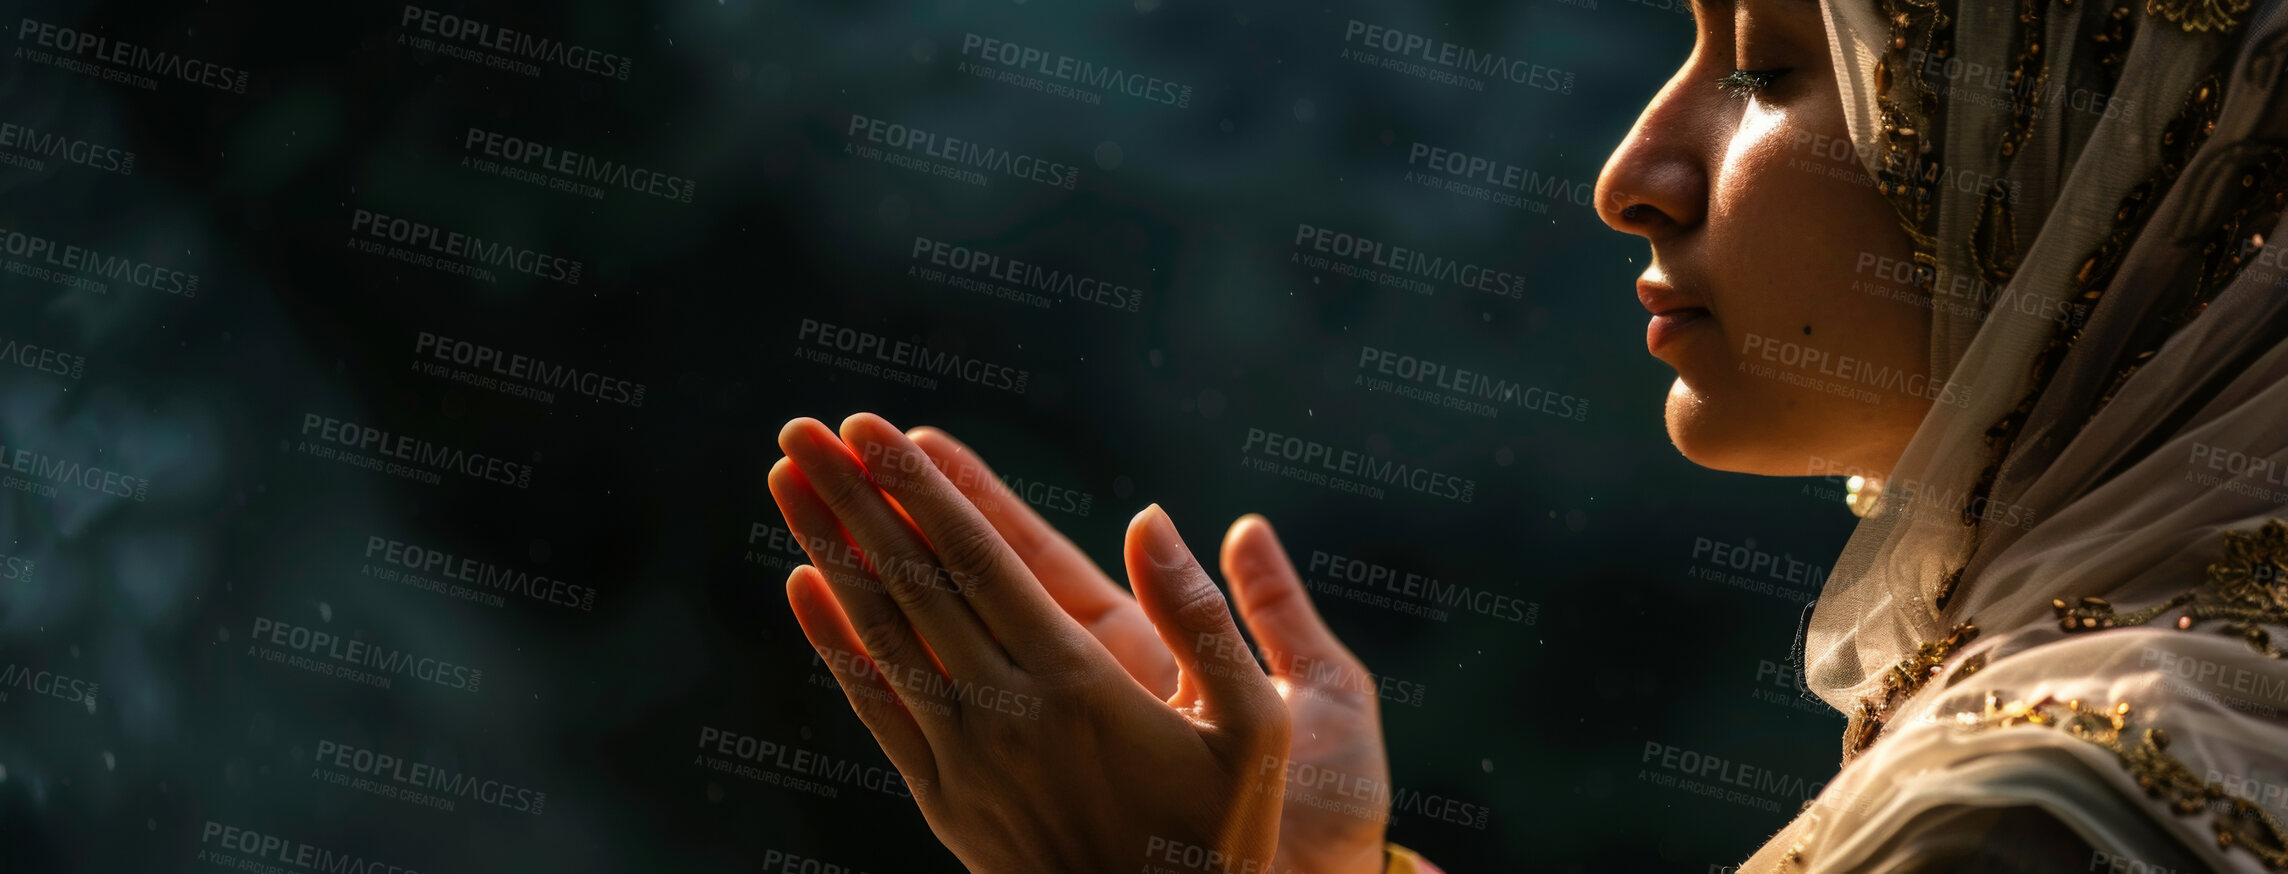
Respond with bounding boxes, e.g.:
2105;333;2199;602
1710;117;1919;348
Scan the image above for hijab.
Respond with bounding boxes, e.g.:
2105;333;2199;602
1762;0;2288;867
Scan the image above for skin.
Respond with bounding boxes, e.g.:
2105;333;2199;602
774;414;1290;874
772;1;1935;871
1595;0;1931;478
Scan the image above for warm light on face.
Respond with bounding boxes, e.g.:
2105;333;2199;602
1726;97;1786;166
1594;0;1933;480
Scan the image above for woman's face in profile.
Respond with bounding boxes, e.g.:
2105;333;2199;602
1595;0;1934;479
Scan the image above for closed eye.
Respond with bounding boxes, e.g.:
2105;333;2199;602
1715;67;1791;100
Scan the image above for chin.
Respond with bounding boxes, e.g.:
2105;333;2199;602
1662;377;1917;480
1660;377;1801;477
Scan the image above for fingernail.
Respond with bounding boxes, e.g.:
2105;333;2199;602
1138;504;1189;568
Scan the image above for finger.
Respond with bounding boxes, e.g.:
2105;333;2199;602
778;418;1007;680
906;426;1176;696
840;413;1101;671
785;564;939;789
768;456;961;729
1124;503;1281;726
1220;514;1370;694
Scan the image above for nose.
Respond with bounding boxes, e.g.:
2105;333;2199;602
1593;75;1711;241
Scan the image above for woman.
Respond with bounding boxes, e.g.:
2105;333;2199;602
766;0;2288;868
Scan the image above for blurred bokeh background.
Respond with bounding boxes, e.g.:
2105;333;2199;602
0;0;1868;870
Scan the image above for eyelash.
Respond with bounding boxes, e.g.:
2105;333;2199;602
1715;68;1792;100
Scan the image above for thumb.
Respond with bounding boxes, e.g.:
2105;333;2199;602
1220;514;1367;689
1124;503;1279;726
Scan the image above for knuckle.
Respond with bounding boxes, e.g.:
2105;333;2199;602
812;466;877;516
853;616;918;669
878;555;944;613
933;524;1008;595
1169;581;1236;636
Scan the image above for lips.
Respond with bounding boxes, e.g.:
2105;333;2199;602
1637;278;1711;355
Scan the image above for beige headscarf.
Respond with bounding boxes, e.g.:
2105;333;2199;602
1754;0;2288;868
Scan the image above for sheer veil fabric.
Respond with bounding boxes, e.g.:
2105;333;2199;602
1736;0;2288;869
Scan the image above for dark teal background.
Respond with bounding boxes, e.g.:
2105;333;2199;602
0;1;1871;870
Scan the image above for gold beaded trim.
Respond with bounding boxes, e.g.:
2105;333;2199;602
1972;180;2023;287
1999;0;2050;161
2191;147;2288;296
1952;74;2226;590
1871;0;1952;275
2090;143;2288;413
2051;518;2288;658
1952;691;2288;868
1842;621;1982;763
2094;3;2136;89
2145;0;2253;32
